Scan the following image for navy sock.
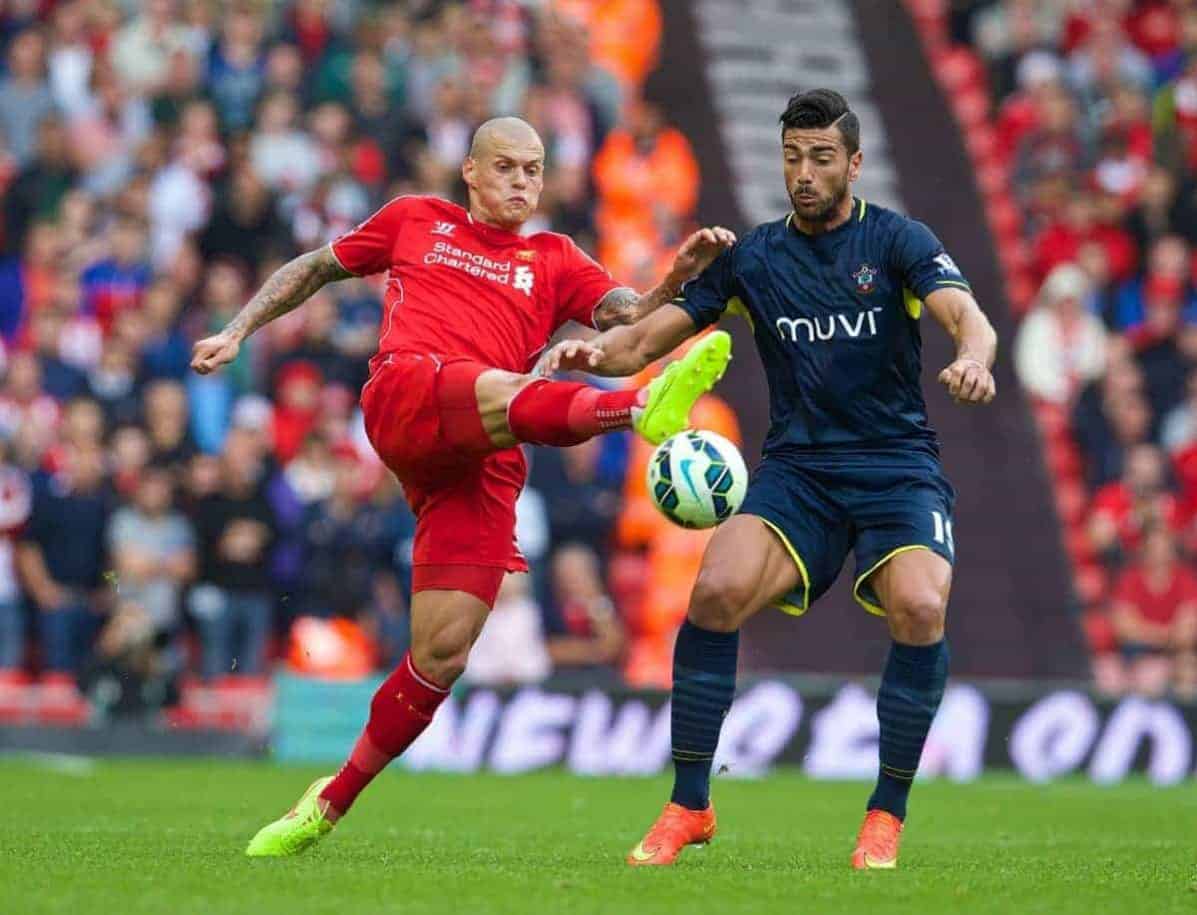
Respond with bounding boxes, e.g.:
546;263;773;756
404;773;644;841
867;639;949;821
669;620;739;810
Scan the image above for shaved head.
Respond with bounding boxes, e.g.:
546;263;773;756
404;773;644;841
462;117;546;231
469;117;543;160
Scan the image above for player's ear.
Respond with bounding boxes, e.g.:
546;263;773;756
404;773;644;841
848;149;863;182
462;157;476;189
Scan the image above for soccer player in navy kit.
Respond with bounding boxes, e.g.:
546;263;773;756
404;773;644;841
540;88;998;868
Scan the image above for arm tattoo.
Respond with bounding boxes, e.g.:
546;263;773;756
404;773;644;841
593;278;685;331
221;245;353;341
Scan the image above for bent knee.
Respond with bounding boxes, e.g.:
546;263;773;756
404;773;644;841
411;627;477;686
885;588;948;644
689;566;758;632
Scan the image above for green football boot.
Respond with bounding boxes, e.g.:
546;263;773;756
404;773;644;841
245;776;336;857
634;330;732;445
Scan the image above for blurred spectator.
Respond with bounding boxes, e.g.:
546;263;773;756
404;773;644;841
106;464;195;642
544;543;624;679
16;441;110;673
207;6;267;133
142;379;196;470
28;306;86;401
1109;526;1197;697
594;99;698;285
80;214;151;335
0;442;32;671
1110;235;1197;342
298;442;393;617
47;2;96;121
3;117;76;257
188;427;277;679
1076;379;1152;488
138;278;191;381
198;165;286;273
0;29;57;167
531;434;625;557
1088;443;1179;560
80;592;181;719
0;351;59;460
111;0;193;97
1161;367;1197;454
1014;263;1107;404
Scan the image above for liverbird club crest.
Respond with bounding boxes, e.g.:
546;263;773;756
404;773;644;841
853;263;877;294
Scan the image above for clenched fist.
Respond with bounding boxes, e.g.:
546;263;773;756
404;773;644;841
191;331;241;375
938;357;995;405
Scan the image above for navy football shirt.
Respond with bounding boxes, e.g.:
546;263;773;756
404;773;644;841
677;197;971;452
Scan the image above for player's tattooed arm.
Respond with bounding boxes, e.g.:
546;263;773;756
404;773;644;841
924;286;998;405
191;245;352;374
593;284;678;331
591;226;738;331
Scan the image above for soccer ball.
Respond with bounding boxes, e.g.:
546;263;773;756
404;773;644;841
646;430;748;529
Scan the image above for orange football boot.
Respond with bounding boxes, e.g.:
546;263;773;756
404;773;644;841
851;809;903;870
626;802;717;866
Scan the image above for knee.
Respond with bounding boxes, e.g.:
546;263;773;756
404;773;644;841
411;622;475;687
689;566;756;632
886;588;947;644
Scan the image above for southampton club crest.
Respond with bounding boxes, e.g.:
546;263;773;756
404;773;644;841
852;263;877;294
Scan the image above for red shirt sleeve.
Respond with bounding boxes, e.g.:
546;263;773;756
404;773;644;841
554;237;621;329
330;197;409;276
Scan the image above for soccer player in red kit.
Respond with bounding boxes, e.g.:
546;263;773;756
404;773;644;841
189;117;735;857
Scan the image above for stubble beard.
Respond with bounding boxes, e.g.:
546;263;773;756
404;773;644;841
791;176;850;224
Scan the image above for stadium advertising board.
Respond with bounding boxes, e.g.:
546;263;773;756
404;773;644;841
274;676;1195;785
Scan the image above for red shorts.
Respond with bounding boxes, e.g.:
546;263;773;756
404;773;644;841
360;352;527;607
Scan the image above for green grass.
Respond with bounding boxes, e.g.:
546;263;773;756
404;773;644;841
1;759;1193;914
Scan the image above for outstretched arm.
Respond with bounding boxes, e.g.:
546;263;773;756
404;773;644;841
191;245;352;374
923;286;998;405
537;303;700;377
590;226;737;331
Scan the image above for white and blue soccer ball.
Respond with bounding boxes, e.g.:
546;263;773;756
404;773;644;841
646;430;748;529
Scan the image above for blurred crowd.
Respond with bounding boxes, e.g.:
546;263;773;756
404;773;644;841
0;0;717;718
946;0;1197;696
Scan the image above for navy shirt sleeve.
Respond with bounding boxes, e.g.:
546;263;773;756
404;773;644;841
892;219;971;301
677;246;739;331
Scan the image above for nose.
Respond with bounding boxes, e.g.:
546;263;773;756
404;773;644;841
511;170;528;189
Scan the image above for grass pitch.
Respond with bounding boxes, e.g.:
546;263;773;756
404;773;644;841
0;758;1192;914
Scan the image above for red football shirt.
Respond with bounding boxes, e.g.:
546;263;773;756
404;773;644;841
330;196;621;374
1113;563;1197;627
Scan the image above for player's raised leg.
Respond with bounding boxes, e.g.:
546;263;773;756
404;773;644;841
851;548;951;870
487;330;731;450
245;587;489;857
627;514;800;866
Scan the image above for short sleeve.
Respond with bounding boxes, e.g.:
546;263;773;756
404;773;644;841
554;238;621;329
893;219;971;302
677;246;738;331
330;197;409;276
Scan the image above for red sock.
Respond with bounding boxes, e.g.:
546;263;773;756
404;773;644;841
507;380;639;446
319;653;449;817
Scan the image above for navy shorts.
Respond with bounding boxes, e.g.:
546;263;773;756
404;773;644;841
739;441;956;616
